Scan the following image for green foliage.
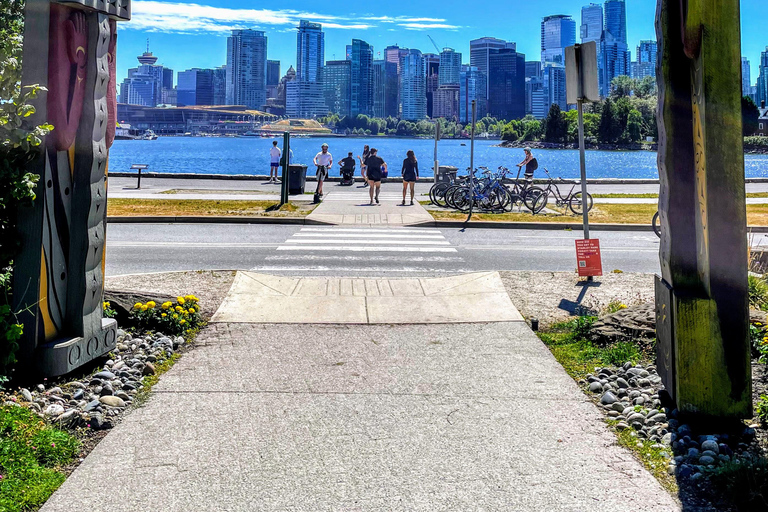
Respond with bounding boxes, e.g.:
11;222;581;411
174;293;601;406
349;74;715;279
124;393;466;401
745;136;768;147
707;457;768;511
610;75;635;99
743;96;760;136
757;395;768;425
131;295;203;336
543;103;567;143
748;275;768;310
0;404;80;512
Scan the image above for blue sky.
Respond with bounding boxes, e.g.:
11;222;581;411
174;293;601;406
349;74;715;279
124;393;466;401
116;0;766;87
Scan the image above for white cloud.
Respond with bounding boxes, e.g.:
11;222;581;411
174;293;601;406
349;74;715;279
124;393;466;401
126;1;454;34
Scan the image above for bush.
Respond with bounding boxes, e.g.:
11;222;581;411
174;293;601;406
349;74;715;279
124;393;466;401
749;275;768;310
129;295;203;336
745;136;768;147
707;457;768;511
757;395;768;425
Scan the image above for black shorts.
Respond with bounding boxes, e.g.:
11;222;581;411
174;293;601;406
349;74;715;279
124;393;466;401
367;168;382;182
316;166;328;180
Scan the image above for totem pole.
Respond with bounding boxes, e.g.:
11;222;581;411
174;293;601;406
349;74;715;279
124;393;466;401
655;0;751;418
13;1;131;377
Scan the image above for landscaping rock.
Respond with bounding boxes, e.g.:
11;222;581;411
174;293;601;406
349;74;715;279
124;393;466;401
99;396;126;408
600;391;618;405
94;371;116;380
20;388;33;402
44;404;65;417
143;362;156;376
588;303;656;348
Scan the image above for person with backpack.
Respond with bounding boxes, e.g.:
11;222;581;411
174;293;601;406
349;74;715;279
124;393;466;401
517;147;538;181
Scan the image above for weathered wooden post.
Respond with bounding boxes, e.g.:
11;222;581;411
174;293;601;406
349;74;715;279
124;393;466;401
13;1;131;377
655;0;751;417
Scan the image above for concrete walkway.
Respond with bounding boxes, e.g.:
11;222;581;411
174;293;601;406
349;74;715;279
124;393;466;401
41;272;679;511
307;190;434;226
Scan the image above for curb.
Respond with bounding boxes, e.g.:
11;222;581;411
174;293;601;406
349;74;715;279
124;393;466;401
106;216;333;225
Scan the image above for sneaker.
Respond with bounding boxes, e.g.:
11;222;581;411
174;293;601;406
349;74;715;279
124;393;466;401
375;197;380;204
369;200;374;206
401;201;406;206
363;182;369;188
275;179;281;184
410;200;414;206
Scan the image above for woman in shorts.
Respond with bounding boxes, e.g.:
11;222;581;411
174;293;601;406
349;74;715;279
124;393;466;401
401;150;419;205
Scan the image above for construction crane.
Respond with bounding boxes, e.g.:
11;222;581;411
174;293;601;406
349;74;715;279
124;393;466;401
427;34;441;53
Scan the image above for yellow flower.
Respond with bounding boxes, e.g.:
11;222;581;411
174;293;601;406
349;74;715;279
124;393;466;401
134;302;143;310
162;302;172;310
103;301;111;309
172;314;178;319
175;306;183;313
180;319;186;325
161;313;167;318
177;297;186;305
146;301;156;309
140;305;148;312
186;329;191;333
619;304;628;310
188;308;195;314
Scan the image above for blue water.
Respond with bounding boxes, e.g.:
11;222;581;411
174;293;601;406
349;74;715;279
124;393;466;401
108;137;768;179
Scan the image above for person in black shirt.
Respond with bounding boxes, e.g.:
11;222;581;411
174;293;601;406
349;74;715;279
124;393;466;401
357;145;370;188
364;148;386;205
338;152;356;185
401;150;419;205
516;147;537;181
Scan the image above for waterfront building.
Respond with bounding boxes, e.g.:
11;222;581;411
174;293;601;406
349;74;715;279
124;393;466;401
400;49;427;121
372;60;398;118
526;77;547;118
119;46;171;107
386;45;410;116
288;21;327;118
604;0;627;46
743;57;752;98
424;54;440;118
323;60;352;117
635;40;657;79
598;0;631;96
212;67;226;105
758;48;768;107
161;87;177;106
581;3;603;43
177;68;214;106
541;15;576;66
459;66;487;123
470;37;514;100
226;29;268;109
543;64;567;111
433;84;460;120
348;39;374;116
116;104;275;135
266;65;295;116
439;48;462;86
488;48;526;121
525;61;542;80
267;60;281;100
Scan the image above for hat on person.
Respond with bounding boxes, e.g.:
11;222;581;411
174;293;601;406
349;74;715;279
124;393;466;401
321;143;329;148
524;147;532;152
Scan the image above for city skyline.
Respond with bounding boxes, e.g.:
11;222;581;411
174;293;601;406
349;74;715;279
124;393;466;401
116;0;766;89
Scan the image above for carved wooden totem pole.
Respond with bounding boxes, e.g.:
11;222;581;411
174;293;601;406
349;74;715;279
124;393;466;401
13;1;130;376
655;0;751;418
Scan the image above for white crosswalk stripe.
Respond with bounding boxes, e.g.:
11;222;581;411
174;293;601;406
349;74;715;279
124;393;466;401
259;226;464;273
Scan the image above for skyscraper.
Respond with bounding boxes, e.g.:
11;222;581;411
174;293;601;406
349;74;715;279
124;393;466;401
470;37;514;100
460;66;487;123
119;46;172;107
424;54;440;118
433;84;460;120
604;0;627;45
488;48;526;121
580;3;603;43
212;66;226;105
438;48;462;86
267;60;281;100
323;60;351;117
288;21;327;118
758;48;768;107
599;0;631;96
177;68;214;106
543;64;567;110
742;57;752;98
400;49;426;121
372;60;387;118
541;15;576;65
635;40;657;79
226;29;268;109
525;61;542;80
348;39;374;116
386;45;410;116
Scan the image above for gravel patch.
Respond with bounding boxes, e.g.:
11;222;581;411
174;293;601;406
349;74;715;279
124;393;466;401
500;271;654;324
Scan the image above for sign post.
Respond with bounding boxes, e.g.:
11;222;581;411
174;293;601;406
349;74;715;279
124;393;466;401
280;131;290;206
466;100;477;224
566;42;599;280
433;121;441;184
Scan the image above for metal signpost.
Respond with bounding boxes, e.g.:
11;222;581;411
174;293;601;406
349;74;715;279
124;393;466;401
565;42;600;279
280;131;290;206
466;100;477;223
433;122;441;184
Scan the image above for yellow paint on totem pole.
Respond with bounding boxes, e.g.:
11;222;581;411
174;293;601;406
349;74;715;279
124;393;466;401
39;248;58;342
68;145;75;178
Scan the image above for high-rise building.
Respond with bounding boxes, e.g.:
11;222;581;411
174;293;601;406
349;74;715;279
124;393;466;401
742;57;752;98
634;40;657;80
433;84;460;120
424;54;440;118
267;60;281;100
288;20;327;118
758;48;768;107
372;60;386;118
386;45;410;116
525;61;542;80
226;29;268;109
384;61;399;118
488;48;526;121
543;64;567;110
541;15;576;65
604;0;627;45
599;1;630;96
581;3;603;43
470;37;514;100
212;67;226;105
438;48;462;86
400;49;426;121
460;66;487;123
525;77;546;118
323;60;351;117
348;39;374;116
119;46;171;107
177;68;214;106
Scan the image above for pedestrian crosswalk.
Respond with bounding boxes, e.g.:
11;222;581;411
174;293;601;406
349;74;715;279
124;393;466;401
255;226;465;274
319;193;420;202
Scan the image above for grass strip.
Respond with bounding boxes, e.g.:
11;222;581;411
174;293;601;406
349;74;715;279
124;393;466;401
107;199;312;217
592;192;768;199
0;405;80;512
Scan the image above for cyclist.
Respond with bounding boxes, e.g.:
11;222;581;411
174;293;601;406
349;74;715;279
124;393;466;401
516;147;538;181
313;143;333;197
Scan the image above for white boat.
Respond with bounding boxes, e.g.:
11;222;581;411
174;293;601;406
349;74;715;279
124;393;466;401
140;129;158;140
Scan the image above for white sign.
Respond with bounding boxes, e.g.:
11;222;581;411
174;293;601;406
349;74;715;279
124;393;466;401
566;42;600;103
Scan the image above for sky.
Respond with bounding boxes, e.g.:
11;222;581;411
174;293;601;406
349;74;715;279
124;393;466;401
116;0;767;87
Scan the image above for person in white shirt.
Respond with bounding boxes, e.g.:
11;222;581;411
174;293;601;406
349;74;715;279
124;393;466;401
313;143;333;196
269;141;281;184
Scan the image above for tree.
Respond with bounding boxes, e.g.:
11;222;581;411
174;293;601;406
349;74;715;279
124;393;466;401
743;96;760;136
610;75;635;99
625;109;643;142
598;98;617;143
543;104;567;142
520;117;542;142
635;76;657;99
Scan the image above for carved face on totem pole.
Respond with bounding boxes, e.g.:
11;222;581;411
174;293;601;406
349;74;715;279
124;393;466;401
14;1;130;377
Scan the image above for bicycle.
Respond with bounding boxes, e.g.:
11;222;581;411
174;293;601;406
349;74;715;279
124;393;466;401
532;169;594;215
447;168;512;213
499;166;544;213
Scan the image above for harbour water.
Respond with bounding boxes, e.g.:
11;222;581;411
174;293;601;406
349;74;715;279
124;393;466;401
108;137;768;179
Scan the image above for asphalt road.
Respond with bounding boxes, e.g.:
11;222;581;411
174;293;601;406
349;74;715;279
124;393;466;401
105;223;666;277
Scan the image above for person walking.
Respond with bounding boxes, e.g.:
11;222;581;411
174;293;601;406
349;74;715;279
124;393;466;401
516;147;538;181
269;140;281;184
313;143;333;197
364;148;385;205
401;150;419;205
357;145;370;188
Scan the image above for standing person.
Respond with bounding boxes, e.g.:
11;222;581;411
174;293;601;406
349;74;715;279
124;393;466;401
357;145;370;188
364;148;385;205
516;147;538;181
269;140;281;184
401;150;419;205
313;143;333;197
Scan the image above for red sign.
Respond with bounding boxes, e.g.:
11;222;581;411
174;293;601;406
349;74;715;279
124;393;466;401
575;239;603;277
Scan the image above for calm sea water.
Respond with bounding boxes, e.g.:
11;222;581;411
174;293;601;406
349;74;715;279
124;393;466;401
108;137;768;179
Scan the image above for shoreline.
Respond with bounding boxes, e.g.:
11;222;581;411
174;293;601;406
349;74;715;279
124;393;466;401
497;139;768;154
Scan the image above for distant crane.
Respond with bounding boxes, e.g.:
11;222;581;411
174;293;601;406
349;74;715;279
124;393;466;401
427;34;441;54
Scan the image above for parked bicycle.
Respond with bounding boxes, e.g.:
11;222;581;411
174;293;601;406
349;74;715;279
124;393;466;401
532;169;594;215
499;166;545;212
446;167;512;213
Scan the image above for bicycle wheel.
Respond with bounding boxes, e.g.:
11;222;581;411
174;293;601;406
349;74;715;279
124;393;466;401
531;190;549;214
443;185;461;209
569;192;594;215
430;183;450;207
449;187;470;212
652;211;661;238
523;186;545;211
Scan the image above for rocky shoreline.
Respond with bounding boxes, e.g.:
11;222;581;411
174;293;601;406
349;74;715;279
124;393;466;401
498;139;768;154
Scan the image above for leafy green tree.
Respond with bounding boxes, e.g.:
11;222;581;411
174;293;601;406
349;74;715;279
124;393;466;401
635;76;657;99
625;109;643;142
543;104;567;142
520;119;543;142
743;96;760;136
598;98;616;143
610;75;635;99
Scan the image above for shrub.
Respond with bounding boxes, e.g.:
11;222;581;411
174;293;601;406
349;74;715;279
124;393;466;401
130;295;203;336
749;275;768;310
604;300;629;315
745;135;768;147
757;395;768;425
707;457;768;511
569;315;597;342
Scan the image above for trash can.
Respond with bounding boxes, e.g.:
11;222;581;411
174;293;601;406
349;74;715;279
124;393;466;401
288;164;308;194
436;166;458;184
